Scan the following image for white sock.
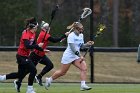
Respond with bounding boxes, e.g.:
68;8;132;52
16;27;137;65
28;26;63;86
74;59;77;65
81;81;86;86
49;77;53;83
3;75;6;80
27;86;33;89
0;75;6;81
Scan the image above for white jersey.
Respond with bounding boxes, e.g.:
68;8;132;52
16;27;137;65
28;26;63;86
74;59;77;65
61;32;84;64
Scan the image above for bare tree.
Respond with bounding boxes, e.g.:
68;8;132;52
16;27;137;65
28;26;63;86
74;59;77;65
37;0;43;22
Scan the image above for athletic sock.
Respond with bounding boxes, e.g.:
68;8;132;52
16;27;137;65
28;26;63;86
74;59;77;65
2;75;6;80
49;77;53;83
27;85;33;89
81;81;86;86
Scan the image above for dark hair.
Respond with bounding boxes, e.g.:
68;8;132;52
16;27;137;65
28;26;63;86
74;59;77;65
25;17;37;29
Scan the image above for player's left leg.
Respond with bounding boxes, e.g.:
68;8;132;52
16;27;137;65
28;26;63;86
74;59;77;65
73;59;92;91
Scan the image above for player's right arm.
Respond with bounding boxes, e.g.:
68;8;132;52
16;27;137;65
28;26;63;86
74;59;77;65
24;40;43;51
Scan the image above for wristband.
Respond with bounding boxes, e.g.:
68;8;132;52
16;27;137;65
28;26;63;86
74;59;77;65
75;51;80;56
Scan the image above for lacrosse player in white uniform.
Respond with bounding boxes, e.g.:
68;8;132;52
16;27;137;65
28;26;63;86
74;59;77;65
45;22;94;91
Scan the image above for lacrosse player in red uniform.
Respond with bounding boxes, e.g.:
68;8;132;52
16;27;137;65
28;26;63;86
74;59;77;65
29;21;70;86
0;17;43;93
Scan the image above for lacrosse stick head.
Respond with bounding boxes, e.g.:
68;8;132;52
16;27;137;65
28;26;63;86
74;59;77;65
80;8;92;20
98;23;106;32
95;23;106;37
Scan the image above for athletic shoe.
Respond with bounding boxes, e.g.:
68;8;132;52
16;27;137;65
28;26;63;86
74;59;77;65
14;80;21;93
44;78;51;90
26;87;36;93
35;76;43;86
0;75;6;82
80;84;92;91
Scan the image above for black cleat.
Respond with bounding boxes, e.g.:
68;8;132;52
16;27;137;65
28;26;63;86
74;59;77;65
14;80;21;92
35;76;43;86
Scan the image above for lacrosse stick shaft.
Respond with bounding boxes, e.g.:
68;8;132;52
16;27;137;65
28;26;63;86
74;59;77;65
42;5;59;42
83;36;97;57
60;27;74;42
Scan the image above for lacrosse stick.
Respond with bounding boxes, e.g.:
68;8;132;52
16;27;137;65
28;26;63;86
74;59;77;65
69;8;92;32
83;23;106;57
42;5;59;42
60;8;92;42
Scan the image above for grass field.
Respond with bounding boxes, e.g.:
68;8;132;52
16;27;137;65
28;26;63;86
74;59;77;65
1;51;140;93
0;83;140;93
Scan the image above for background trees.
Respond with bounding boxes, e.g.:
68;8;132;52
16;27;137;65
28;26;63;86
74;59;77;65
0;0;139;47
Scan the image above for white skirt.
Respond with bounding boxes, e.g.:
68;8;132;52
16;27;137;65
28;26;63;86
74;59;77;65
61;51;80;64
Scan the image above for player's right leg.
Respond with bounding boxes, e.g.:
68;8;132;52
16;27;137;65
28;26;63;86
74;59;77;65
26;86;36;93
44;77;52;90
36;56;54;86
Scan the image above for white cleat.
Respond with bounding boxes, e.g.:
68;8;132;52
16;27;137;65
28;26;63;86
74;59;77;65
80;84;92;91
26;87;36;93
44;78;51;90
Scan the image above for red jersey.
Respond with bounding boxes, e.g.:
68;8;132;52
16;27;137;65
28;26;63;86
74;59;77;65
17;29;36;56
34;30;50;57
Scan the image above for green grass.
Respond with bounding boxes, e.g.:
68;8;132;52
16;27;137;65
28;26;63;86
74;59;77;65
0;83;140;93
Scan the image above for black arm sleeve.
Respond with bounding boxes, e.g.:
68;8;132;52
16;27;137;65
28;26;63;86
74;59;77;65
24;39;43;51
47;34;66;43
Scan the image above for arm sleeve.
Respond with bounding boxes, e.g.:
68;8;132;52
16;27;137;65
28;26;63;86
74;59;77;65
79;34;86;49
23;39;43;51
47;34;66;43
69;43;80;57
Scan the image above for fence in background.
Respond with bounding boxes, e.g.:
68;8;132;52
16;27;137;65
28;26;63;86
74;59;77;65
0;46;137;52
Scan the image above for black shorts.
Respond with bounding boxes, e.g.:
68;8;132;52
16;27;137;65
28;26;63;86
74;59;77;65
29;52;42;65
16;54;32;65
29;52;53;66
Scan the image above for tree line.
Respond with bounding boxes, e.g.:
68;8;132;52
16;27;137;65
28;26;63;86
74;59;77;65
0;0;139;47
